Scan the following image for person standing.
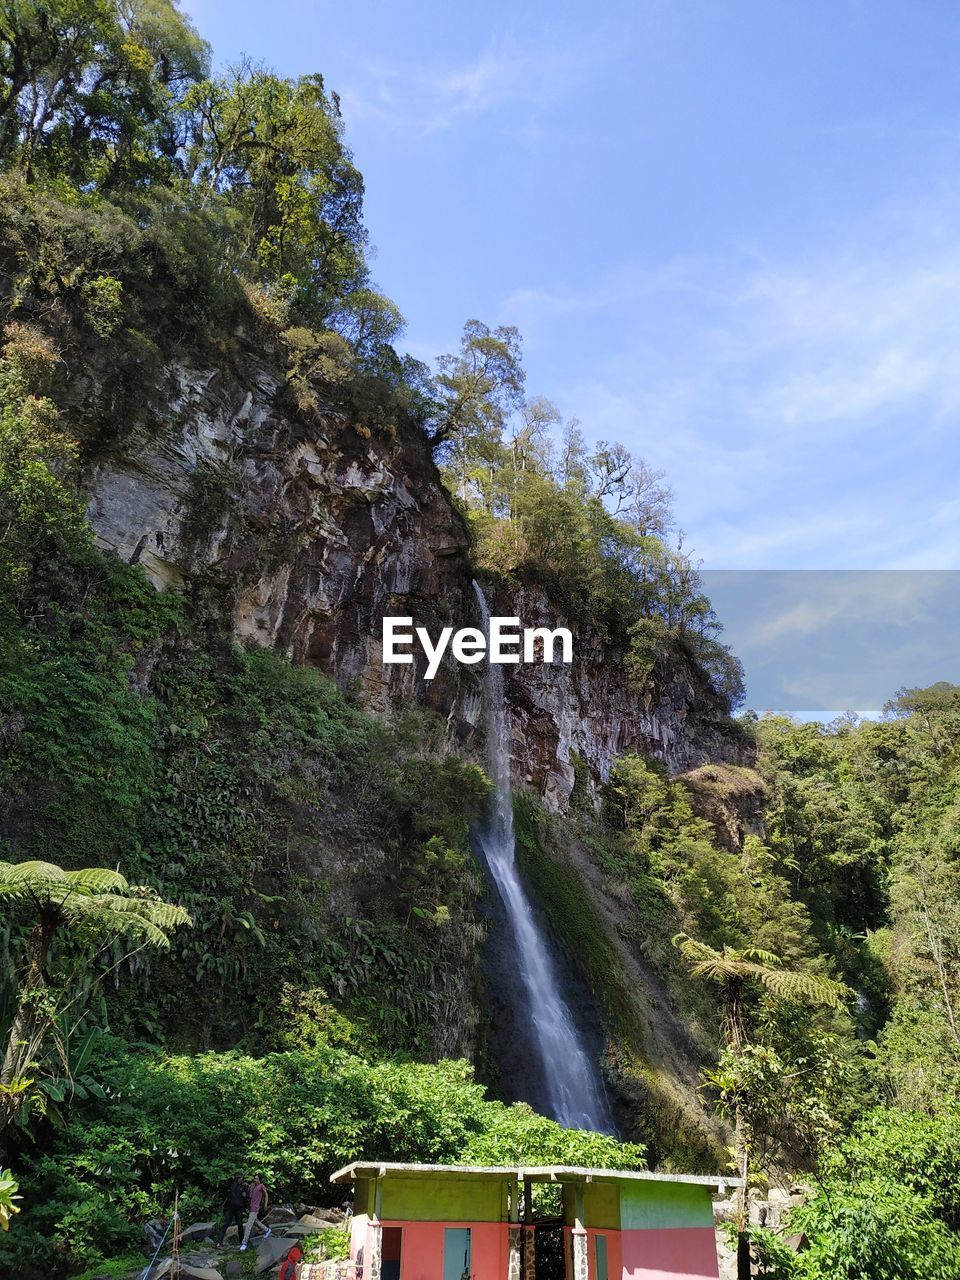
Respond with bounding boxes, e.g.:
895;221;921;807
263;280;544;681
240;1173;272;1250
216;1174;247;1247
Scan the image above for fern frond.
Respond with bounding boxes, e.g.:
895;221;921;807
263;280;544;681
747;965;851;1009
69;895;192;948
0;861;72;894
64;867;128;895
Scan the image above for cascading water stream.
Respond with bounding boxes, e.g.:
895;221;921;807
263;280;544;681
472;581;614;1133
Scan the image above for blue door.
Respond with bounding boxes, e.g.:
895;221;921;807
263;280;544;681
444;1227;472;1280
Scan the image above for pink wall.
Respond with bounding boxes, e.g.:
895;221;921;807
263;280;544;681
621;1227;720;1280
586;1228;623;1280
351;1214;368;1263
352;1218;718;1280
377;1220;508;1280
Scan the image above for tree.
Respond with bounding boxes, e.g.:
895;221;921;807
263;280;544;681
0;860;190;1134
429;320;525;499
751;1107;960;1280
622;458;673;537
589;440;633;509
0;0;208;186
511;395;559;474
673;933;851;1279
184;66;381;333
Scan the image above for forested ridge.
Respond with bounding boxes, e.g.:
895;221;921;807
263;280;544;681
0;3;959;1278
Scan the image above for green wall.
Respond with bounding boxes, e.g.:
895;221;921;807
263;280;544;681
618;1182;714;1230
360;1174;713;1231
381;1177;508;1223
355;1179;376;1218
585;1184;621;1230
561;1182;621;1230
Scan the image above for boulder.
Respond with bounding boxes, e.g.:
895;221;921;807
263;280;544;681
265;1205;297;1225
180;1267;224;1280
712;1197;739;1223
255;1235;298;1273
296;1205;344;1223
181;1221;217;1244
143;1218;167;1257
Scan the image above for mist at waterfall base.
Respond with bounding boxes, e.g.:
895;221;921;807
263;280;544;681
471;582;615;1135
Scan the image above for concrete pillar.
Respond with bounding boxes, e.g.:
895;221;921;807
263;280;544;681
507;1178;521;1280
367;1220;382;1280
508;1226;522;1280
571;1185;588;1280
570;1229;588;1280
523;1226;537;1280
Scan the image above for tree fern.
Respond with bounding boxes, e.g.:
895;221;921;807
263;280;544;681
0;858;191;1133
673;929;852;1261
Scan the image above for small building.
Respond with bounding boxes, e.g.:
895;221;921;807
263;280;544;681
330;1162;740;1280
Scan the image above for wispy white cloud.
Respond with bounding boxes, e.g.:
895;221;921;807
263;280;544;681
740;572;942;646
740;253;960;427
337;33;605;137
496;191;960;568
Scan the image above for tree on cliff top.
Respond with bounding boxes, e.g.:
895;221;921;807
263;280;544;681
0;0;208;187
0;3;401;362
427;319;526;498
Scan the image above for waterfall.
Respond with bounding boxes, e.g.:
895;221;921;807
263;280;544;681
472;581;614;1133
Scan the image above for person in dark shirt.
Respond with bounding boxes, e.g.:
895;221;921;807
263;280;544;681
215;1173;247;1247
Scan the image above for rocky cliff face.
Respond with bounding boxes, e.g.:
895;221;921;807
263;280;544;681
84;349;746;807
499;583;748;808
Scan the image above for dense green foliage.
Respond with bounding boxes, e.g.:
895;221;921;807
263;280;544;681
532;703;960;1266
751;1107;960;1279
1;547;489;1060
0;0;394;342
753;700;960;1108
0;1030;644;1278
0;310;491;1070
740;705;960;1268
0;860;190;1136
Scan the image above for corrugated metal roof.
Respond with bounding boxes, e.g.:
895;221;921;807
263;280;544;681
329;1161;743;1191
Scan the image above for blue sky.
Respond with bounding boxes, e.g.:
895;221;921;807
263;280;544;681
187;0;960;574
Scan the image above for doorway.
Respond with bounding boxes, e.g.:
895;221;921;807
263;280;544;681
532;1224;565;1280
382;1226;403;1280
444;1227;472;1280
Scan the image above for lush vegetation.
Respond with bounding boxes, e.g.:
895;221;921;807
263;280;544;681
750;1106;960;1279
0;1024;644;1277
509;701;960;1271
0;859;190;1135
427;320;744;707
2;3;960;1278
0;382;490;1060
